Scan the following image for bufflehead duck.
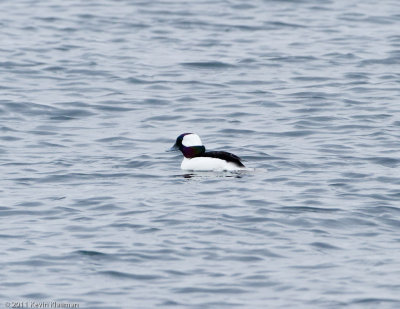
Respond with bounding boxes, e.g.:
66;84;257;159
170;133;245;171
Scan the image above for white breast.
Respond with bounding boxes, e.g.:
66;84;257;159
181;157;242;171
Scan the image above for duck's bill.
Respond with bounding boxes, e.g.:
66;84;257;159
166;143;179;152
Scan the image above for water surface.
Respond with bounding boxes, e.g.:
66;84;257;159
1;0;400;308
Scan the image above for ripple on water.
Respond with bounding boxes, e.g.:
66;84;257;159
1;0;400;308
181;61;237;69
99;271;163;281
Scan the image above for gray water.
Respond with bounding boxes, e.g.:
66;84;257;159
1;0;400;308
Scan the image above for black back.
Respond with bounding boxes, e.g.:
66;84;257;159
201;151;245;167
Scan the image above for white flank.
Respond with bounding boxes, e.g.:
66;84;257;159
181;157;243;171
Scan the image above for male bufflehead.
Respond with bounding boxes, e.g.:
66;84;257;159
170;133;245;171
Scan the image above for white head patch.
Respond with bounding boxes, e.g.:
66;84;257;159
182;134;203;147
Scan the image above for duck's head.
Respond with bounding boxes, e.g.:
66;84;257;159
170;133;206;158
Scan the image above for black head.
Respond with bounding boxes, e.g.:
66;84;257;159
170;133;206;158
171;133;192;151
